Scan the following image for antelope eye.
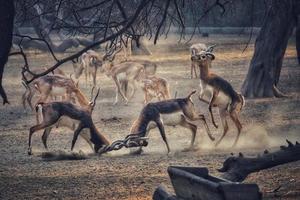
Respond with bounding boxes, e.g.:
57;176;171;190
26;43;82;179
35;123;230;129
200;55;206;60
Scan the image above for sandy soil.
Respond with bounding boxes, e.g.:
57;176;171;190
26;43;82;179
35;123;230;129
0;34;299;199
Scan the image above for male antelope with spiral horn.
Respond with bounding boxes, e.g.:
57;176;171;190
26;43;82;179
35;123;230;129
129;90;214;154
191;47;245;147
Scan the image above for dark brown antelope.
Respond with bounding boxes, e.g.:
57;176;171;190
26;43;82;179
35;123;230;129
28;88;110;155
129;90;214;154
191;49;245;147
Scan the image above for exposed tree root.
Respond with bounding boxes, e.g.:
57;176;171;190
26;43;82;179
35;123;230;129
272;85;291;98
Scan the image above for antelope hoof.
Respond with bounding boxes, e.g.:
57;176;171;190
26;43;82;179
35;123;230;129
213;123;218;129
124;99;129;105
210;135;215;141
28;147;33;155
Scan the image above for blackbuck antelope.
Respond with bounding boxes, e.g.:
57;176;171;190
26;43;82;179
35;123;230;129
191;50;245;147
28;88;110;155
141;76;171;104
39;87;100;152
130;90;214;154
30;75;101;151
22;68;66;110
190;43;215;79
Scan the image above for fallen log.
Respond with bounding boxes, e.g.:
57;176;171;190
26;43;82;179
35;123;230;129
219;140;300;182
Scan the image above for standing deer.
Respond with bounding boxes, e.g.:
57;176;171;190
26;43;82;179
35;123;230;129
129;90;214;154
72;49;121;87
141;76;171;104
28;88;110;155
102;60;157;105
191;49;245;147
72;50;100;87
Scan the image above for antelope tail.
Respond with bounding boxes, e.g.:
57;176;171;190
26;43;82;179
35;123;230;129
237;93;245;113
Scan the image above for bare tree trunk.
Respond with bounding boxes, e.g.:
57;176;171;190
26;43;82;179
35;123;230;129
218;140;300;182
0;0;14;104
241;0;299;98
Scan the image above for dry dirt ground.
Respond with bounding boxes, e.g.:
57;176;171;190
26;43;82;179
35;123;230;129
0;34;299;200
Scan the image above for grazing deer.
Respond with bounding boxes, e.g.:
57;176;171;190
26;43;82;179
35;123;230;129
191;50;245;147
190;43;215;79
142;76;171;104
22;68;66;110
32;74;87;106
28;88;110;155
129;90;214;154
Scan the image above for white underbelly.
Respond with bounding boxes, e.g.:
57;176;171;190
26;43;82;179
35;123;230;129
199;81;231;107
147;112;183;130
51;86;67;96
117;73;127;82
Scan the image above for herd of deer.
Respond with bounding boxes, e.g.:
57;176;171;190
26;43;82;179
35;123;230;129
24;43;245;156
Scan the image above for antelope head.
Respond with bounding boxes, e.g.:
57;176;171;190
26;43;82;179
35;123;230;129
191;50;215;68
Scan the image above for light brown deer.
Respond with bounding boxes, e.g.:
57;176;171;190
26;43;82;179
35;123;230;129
72;49;121;87
28;88;110;155
141;76;171;104
22;68;66;110
100;58;157;104
191;49;245;147
72;50;100;87
32;74;87;107
129;90;214;154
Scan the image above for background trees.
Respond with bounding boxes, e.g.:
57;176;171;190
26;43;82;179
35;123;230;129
241;0;300;98
0;0;298;104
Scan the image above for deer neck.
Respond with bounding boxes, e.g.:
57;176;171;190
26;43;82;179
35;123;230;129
199;62;211;81
90;124;110;146
74;89;90;107
130;117;149;137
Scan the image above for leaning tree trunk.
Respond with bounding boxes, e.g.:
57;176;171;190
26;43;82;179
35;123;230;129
0;0;14;104
241;0;299;98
